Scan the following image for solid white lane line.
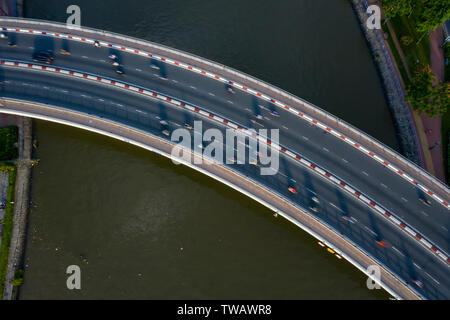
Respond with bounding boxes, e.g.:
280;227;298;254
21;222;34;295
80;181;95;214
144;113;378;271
391;246;405;257
329;202;344;213
425;272;440;285
363;225;377;236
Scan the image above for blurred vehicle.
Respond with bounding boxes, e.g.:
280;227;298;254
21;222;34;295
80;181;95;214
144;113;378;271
342;216;357;224
376;240;387;248
115;65;125;75
419;198;431;206
94;40;100;47
32;50;55;64
412;279;423;288
0;32;8;39
288;187;297;194
162;130;170;137
227;87;235;94
309;206;318;213
270;110;279;117
184;123;193;130
150;63;160;70
59;49;70;55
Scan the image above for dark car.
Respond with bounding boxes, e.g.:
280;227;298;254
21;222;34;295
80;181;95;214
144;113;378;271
115;65;125;75
32;50;55;64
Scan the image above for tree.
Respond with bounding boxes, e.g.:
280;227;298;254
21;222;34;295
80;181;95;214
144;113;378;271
416;0;450;33
406;64;449;117
381;0;415;19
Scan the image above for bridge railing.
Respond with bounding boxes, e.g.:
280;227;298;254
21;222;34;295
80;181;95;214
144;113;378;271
0;17;448;199
0;98;421;299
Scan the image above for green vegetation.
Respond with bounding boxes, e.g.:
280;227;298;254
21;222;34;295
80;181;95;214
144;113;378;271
443;44;450;184
0;165;16;298
381;0;415;19
416;0;450;33
12;269;24;287
0;126;18;161
382;1;450;182
383;0;450;33
388;7;430;75
407;64;449;117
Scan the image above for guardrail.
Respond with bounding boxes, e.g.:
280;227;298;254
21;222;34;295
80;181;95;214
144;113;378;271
0;97;423;299
3;57;448;264
0;17;447;202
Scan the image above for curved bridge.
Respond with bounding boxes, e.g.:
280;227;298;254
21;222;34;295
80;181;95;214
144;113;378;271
0;18;449;299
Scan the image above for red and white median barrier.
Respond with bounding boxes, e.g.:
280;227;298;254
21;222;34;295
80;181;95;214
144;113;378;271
2;25;448;211
1;58;449;266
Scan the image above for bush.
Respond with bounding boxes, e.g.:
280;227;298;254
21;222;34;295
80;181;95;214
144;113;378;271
0;126;18;161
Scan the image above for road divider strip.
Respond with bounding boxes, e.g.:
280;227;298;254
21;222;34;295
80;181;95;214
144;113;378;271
2;25;448;210
2;58;449;266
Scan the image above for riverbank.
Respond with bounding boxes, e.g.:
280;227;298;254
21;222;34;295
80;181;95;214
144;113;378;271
1;116;33;299
0;0;32;300
351;0;424;168
0;164;16;296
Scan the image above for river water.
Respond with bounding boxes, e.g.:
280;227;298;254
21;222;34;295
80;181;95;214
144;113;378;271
18;0;395;299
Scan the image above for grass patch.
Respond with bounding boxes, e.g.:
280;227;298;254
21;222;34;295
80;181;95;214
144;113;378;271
388;6;431;77
382;22;411;85
0;165;16;299
443;44;450;184
0;126;18;161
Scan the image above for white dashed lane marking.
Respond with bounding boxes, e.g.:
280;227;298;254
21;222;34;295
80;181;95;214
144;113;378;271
363;225;377;236
401;197;408;202
329;202;344;213
425;272;440;285
362;171;369;176
391;246;405;258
